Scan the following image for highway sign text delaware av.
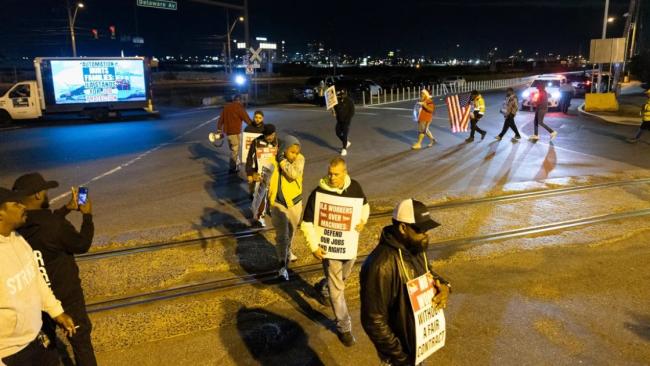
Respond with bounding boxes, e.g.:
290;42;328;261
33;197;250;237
137;0;178;11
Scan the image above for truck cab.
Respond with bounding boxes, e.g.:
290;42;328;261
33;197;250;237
0;81;43;122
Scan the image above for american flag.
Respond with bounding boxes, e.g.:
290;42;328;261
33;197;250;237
445;93;472;133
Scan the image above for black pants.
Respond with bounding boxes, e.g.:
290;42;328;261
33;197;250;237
43;299;97;366
469;112;485;138
498;114;521;138
534;109;554;135
634;121;650;139
560;92;572;113
2;335;61;366
335;119;351;148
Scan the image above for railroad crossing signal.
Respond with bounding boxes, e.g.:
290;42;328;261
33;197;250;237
249;47;262;63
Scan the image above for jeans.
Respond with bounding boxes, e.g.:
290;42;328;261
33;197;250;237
469;112;485;138
321;259;355;333
227;134;240;170
271;202;303;267
335;119;351;149
534;109;553;135
2;336;61;366
498;114;521;138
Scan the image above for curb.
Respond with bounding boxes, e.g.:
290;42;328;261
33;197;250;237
577;103;640;126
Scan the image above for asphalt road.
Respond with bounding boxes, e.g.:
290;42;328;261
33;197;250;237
1;89;648;246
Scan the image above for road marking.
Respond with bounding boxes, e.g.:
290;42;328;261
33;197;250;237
50;117;217;204
365;103;447;111
268;107;377;116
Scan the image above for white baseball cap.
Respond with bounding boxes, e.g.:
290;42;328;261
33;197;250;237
393;198;440;232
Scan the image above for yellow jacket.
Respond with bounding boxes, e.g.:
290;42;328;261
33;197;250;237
473;95;486;115
643;101;650;122
269;154;304;208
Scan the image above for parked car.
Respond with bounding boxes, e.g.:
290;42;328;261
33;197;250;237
566;73;590;97
520;74;565;111
292;75;341;103
441;75;466;87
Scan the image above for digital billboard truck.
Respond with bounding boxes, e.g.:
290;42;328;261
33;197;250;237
0;57;158;123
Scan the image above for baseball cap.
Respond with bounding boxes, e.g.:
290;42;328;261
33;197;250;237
12;173;59;196
393;198;440;232
262;123;276;136
0;187;26;205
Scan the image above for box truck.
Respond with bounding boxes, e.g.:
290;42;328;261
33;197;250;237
0;57;157;123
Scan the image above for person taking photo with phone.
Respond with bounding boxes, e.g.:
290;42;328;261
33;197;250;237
12;173;97;366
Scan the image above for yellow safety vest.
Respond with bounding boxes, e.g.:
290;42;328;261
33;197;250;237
643;102;650;122
473;95;486;115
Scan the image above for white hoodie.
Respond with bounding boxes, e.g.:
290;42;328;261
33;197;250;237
0;231;64;361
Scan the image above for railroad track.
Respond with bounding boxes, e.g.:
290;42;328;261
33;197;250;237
79;177;650;262
85;178;650;313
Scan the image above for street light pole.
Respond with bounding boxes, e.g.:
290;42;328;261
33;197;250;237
226;14;244;74
66;1;84;57
597;0;610;92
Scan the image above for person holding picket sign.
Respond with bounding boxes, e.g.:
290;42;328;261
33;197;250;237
300;157;370;347
412;89;436;150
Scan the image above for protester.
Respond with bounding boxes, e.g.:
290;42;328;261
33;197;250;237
332;88;355;156
627;89;650;143
559;79;576;114
360;198;450;365
217;94;253;173
12;173;96;366
465;90;487;142
300;157;370;346
268;135;304;280
529;84;557;141
246;124;279;226
412;89;436;149
0;188;76;366
244;110;265;134
496;87;522;141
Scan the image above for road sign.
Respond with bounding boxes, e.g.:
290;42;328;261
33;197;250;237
246;65;254;75
249;47;262;63
252;61;261;69
137;0;177;11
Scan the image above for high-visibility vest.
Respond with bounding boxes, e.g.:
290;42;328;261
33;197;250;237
643;101;650;122
473;95;486;115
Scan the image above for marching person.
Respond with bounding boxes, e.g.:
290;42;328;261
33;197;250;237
300;157;370;347
217;94;253;174
0;187;77;366
333;88;355;156
360;198;450;366
246;124;279;226
12;173;97;366
559;79;576;114
529;83;557;141
627;89;650;143
268;135;304;280
412;89;436;149
465;90;487;142
495;87;522;141
244;110;266;134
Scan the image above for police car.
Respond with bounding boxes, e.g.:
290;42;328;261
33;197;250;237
520;74;566;111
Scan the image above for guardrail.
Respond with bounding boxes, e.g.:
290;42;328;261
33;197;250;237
362;76;537;107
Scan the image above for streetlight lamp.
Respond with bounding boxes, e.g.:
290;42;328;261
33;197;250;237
67;1;84;57
226;15;244;74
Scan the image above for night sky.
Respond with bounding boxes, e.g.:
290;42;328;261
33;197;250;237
0;0;639;59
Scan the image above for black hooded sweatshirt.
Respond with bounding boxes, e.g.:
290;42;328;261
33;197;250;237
17;207;94;304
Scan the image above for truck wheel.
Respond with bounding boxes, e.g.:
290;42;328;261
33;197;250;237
0;110;11;126
90;109;109;122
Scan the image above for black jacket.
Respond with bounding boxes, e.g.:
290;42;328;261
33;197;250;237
245;135;279;176
360;226;430;366
17;207;94;304
334;95;355;123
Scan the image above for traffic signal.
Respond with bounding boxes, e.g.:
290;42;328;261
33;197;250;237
91;29;98;39
109;25;116;39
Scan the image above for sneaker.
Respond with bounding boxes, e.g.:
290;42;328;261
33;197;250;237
495;136;502;141
427;139;436;147
340;148;347;156
337;331;356;347
550;131;558;140
289;252;298;262
411;143;421;150
465;137;474;143
514;135;521;140
480;131;487;140
346;140;351;148
278;267;289;281
528;135;539;141
257;217;266;227
627;137;639;144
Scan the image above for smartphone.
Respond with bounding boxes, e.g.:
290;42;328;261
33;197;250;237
77;187;88;206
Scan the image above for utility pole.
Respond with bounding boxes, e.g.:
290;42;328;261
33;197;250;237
615;0;638;85
66;0;84;57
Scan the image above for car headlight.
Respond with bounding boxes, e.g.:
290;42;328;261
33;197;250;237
522;90;530;98
552;91;561;99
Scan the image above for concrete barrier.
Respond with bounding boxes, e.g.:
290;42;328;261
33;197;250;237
584;93;619;112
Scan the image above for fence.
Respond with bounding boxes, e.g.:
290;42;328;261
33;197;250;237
362;76;537;107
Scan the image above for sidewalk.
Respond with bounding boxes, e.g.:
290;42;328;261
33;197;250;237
578;82;647;126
